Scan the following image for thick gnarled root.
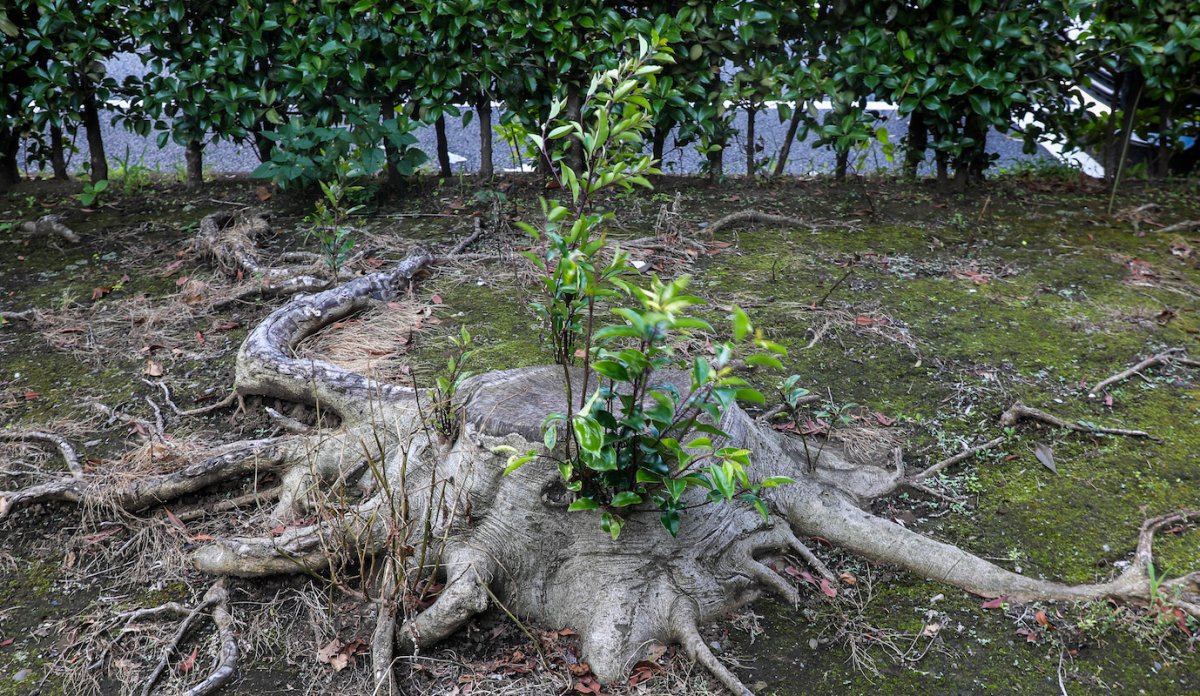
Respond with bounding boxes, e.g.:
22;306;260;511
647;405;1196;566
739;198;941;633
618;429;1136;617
0;437;292;520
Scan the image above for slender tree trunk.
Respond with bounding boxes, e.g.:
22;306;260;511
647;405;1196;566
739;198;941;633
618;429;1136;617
652;122;668;164
1112;71;1144;185
773;106;803;177
476;96;493;180
185;139;204;189
1102;71;1125;183
82;89;108;182
435;115;452;178
935;150;949;185
380;97;403;186
254;126;274;163
835;150;848;181
0;127;20;190
744;105;757;178
904;110;927;179
49;124;69;179
565;83;583;174
963;114;989;183
1152;99;1173;179
707;147;723;183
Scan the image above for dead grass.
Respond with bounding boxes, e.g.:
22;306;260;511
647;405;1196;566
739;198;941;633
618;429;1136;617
297;301;429;385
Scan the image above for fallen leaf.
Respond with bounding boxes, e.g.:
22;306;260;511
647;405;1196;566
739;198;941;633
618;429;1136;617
1034;609;1051;627
872;412;896;426
175;276;190;286
195;331;205;345
214;321;241;331
0;638;13;647
1104;393;1113;407
317;638;347;670
431;294;443;304
819;578;837;598
558;628;577;636
162;259;185;277
256;186;273;201
144;360;164;377
839;571;858;586
178;646;198;674
91;286;111;301
162;507;188;532
82;527;122;545
23;389;39;401
921;622;941;638
1034;442;1057;474
981;596;1007;609
191;533;215;541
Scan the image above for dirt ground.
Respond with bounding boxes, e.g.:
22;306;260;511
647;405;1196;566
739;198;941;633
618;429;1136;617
1;170;1198;695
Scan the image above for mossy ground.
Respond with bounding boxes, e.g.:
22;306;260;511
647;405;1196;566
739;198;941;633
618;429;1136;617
1;174;1197;694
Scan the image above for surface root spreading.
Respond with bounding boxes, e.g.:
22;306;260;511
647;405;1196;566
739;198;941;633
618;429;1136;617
4;229;1197;695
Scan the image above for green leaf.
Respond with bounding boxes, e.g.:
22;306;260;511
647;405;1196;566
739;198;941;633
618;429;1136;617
731;306;751;342
745;354;784;370
592;360;630;381
611;491;642;507
734;388;766;405
760;476;794;488
502;451;536;475
568;497;599;512
572;416;603;454
660;509;681;536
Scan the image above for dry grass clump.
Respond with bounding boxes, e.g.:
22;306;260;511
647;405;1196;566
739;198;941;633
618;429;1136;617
298;301;429;385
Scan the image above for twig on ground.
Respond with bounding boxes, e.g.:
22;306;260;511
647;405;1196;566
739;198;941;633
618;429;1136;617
816;269;854;308
908;436;1007;483
152;381;240;417
175;486;282;522
1152;219;1200;235
0;431;83;478
1089;348;1186;396
89;400;155;433
999;403;1150;438
264;407;312;434
447;216;486;256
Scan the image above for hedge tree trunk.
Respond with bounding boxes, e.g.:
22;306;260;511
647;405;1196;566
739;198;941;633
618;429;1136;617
773;106;803;177
0;127;19;189
903;110;927;179
81;88;108;183
435;114;452;178
476;96;493;180
50;124;69;180
744;105;757;178
185;139;204;189
3;221;1195;696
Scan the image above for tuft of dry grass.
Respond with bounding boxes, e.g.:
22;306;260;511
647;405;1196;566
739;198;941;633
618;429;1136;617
298;301;429;385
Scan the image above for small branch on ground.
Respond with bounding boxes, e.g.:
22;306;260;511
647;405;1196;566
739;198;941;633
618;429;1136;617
0;431;84;478
1000;403;1151;438
1152;219;1200;235
151;381;241;417
1089;348;1187;397
175;486;282;522
908;436;1007;483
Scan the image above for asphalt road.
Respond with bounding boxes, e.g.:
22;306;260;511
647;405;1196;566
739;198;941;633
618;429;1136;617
22;52;1059;179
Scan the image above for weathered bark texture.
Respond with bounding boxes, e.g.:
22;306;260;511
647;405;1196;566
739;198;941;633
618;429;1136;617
2;243;1195;695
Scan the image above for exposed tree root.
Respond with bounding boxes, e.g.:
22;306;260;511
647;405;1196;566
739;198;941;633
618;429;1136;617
140;583;222;696
999;402;1151;438
0;309;37;322
707;209;816;235
0;430;83;478
6;236;1196;695
20;214;80;243
1088;347;1191;397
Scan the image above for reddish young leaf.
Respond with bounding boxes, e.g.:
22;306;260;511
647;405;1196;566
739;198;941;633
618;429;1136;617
819;578;838;598
981;597;1007;609
0;638;14;647
162;507;188;532
161;259;185;277
872;412;896;426
23;389;39;401
430;294;443;304
1034;610;1050;627
214;321;241;331
1104;393;1114;407
178;646;199;674
91;286;111;301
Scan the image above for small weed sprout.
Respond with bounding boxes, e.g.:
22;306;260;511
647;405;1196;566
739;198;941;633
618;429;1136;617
306;157;363;282
431;326;476;439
